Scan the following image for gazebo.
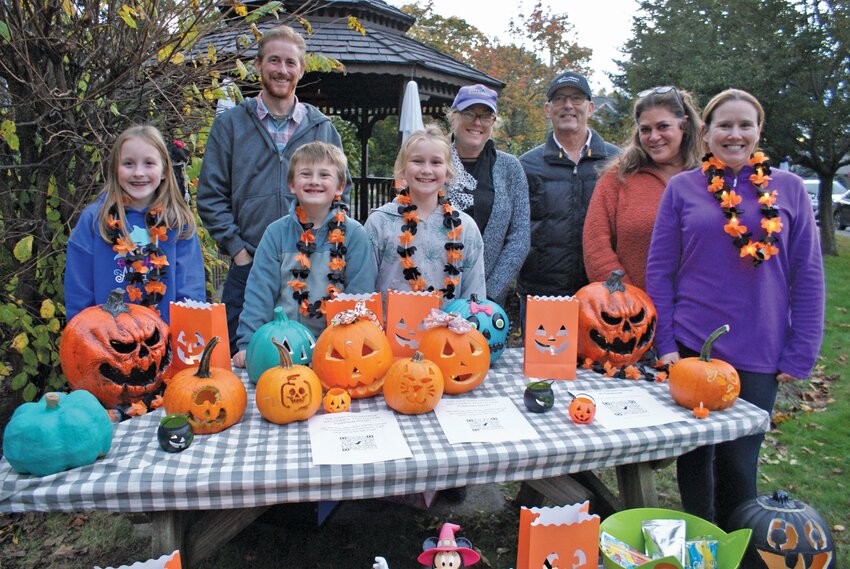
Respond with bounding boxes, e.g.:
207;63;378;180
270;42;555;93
205;0;504;220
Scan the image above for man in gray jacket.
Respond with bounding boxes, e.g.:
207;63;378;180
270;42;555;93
519;71;618;308
198;25;350;355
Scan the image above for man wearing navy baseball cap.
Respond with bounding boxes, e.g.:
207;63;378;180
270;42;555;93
517;70;619;325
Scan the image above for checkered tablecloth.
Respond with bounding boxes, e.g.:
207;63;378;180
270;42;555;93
0;349;769;513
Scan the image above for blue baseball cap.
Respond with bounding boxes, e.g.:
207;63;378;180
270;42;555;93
547;71;592;101
452;84;498;113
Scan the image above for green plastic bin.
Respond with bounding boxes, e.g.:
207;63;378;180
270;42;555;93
599;508;751;569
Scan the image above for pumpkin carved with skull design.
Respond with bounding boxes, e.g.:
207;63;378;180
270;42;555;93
575;270;656;367
60;288;172;409
311;304;393;399
418;311;490;395
255;338;322;424
383;351;444;414
163;336;247;434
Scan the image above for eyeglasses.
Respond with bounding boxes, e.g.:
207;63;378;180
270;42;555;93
459;110;497;126
549;93;589;106
637;86;684;106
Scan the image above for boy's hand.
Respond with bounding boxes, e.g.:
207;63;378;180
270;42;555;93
232;350;247;368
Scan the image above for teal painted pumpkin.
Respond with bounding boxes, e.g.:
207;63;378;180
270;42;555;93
444;294;510;364
2;391;113;476
246;307;317;384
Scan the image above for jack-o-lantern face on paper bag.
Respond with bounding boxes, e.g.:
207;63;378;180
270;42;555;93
523;295;579;381
312;303;393;399
169;299;231;375
60;289;171;409
575;270;656;367
417;310;490;395
385;290;441;357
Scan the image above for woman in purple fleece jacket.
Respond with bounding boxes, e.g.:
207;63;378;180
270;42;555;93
646;89;824;528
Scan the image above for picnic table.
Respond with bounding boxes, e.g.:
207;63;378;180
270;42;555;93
0;349;770;567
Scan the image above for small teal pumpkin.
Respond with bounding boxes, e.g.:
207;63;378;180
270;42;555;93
444;294;510;363
2;391;113;476
246;306;317;383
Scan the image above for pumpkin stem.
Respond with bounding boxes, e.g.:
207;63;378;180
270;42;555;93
273;338;294;369
603;270;626;293
45;392;61;409
411;351;424;364
273;306;289;323
469;294;479;303
699;325;730;362
196;336;220;379
103;288;130;317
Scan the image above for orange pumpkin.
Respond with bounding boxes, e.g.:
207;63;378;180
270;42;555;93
163;336;247;434
311;305;393;399
668;325;741;411
575;270;656;367
418;313;490;395
568;394;596;424
255;339;322;424
383;351;444;415
60;288;171;408
323;387;351;413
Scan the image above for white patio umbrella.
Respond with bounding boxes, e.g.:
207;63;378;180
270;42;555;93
398;80;424;142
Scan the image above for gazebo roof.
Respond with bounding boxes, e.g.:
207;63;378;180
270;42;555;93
205;0;503;110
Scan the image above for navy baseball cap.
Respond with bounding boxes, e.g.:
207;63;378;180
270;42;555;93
546;71;592;101
452;84;498;113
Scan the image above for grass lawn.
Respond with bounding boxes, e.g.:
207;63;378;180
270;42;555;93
1;238;847;568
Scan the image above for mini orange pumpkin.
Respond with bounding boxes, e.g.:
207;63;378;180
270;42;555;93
575;270;656;367
311;304;393;399
418;311;490;395
569;394;596;424
163;336;247;434
256;339;322;424
323;387;351;413
383;351;444;415
60;288;171;408
668;325;741;411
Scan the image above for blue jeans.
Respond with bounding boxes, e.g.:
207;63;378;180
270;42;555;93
221;261;253;356
675;342;778;528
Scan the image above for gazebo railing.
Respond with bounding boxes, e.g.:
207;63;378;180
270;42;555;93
351;176;395;222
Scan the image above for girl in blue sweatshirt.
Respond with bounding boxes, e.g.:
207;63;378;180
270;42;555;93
65;125;205;324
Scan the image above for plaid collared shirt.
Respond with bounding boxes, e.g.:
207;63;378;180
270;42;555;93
256;93;307;152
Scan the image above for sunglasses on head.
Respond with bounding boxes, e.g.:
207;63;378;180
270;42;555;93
638;85;683;103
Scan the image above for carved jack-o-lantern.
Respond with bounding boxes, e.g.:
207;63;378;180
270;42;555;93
418;312;490;395
256;339;322;424
568;394;596;424
163;337;247;434
727;490;835;569
60;288;172;408
445;295;510;364
312;304;393;398
575;270;656;367
246;307;317;384
383;351;444;414
323;387;351;413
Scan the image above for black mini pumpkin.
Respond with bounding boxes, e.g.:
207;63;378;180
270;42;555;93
726;489;835;569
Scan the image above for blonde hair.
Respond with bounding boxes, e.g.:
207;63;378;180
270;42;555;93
701;89;765;154
257;24;306;68
393;124;456;188
96;125;196;242
287;142;348;187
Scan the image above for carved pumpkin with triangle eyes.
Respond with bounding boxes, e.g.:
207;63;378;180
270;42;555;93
323;387;351;413
418;317;490;395
383;351;444;414
575;270;656;367
60;288;171;409
246;307;316;384
312;306;393;399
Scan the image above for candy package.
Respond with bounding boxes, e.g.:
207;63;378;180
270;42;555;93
685;537;719;569
642;519;686;564
599;531;651;569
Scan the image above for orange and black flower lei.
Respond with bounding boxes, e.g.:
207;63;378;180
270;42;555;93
395;189;463;299
107;202;169;308
702;152;782;266
286;196;347;318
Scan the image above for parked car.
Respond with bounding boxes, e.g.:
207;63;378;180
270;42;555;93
802;179;847;222
834;189;850;230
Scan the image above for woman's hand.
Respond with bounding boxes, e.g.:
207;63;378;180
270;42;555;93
659;351;680;365
232;349;246;368
776;372;798;383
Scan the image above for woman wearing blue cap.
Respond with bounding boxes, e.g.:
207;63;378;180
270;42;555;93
446;84;531;307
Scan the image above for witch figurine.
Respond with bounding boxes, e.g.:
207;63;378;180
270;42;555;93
417;522;480;568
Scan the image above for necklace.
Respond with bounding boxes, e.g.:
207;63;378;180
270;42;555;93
702;152;781;266
286;196;347;318
395;189;463;299
107;202;169;308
